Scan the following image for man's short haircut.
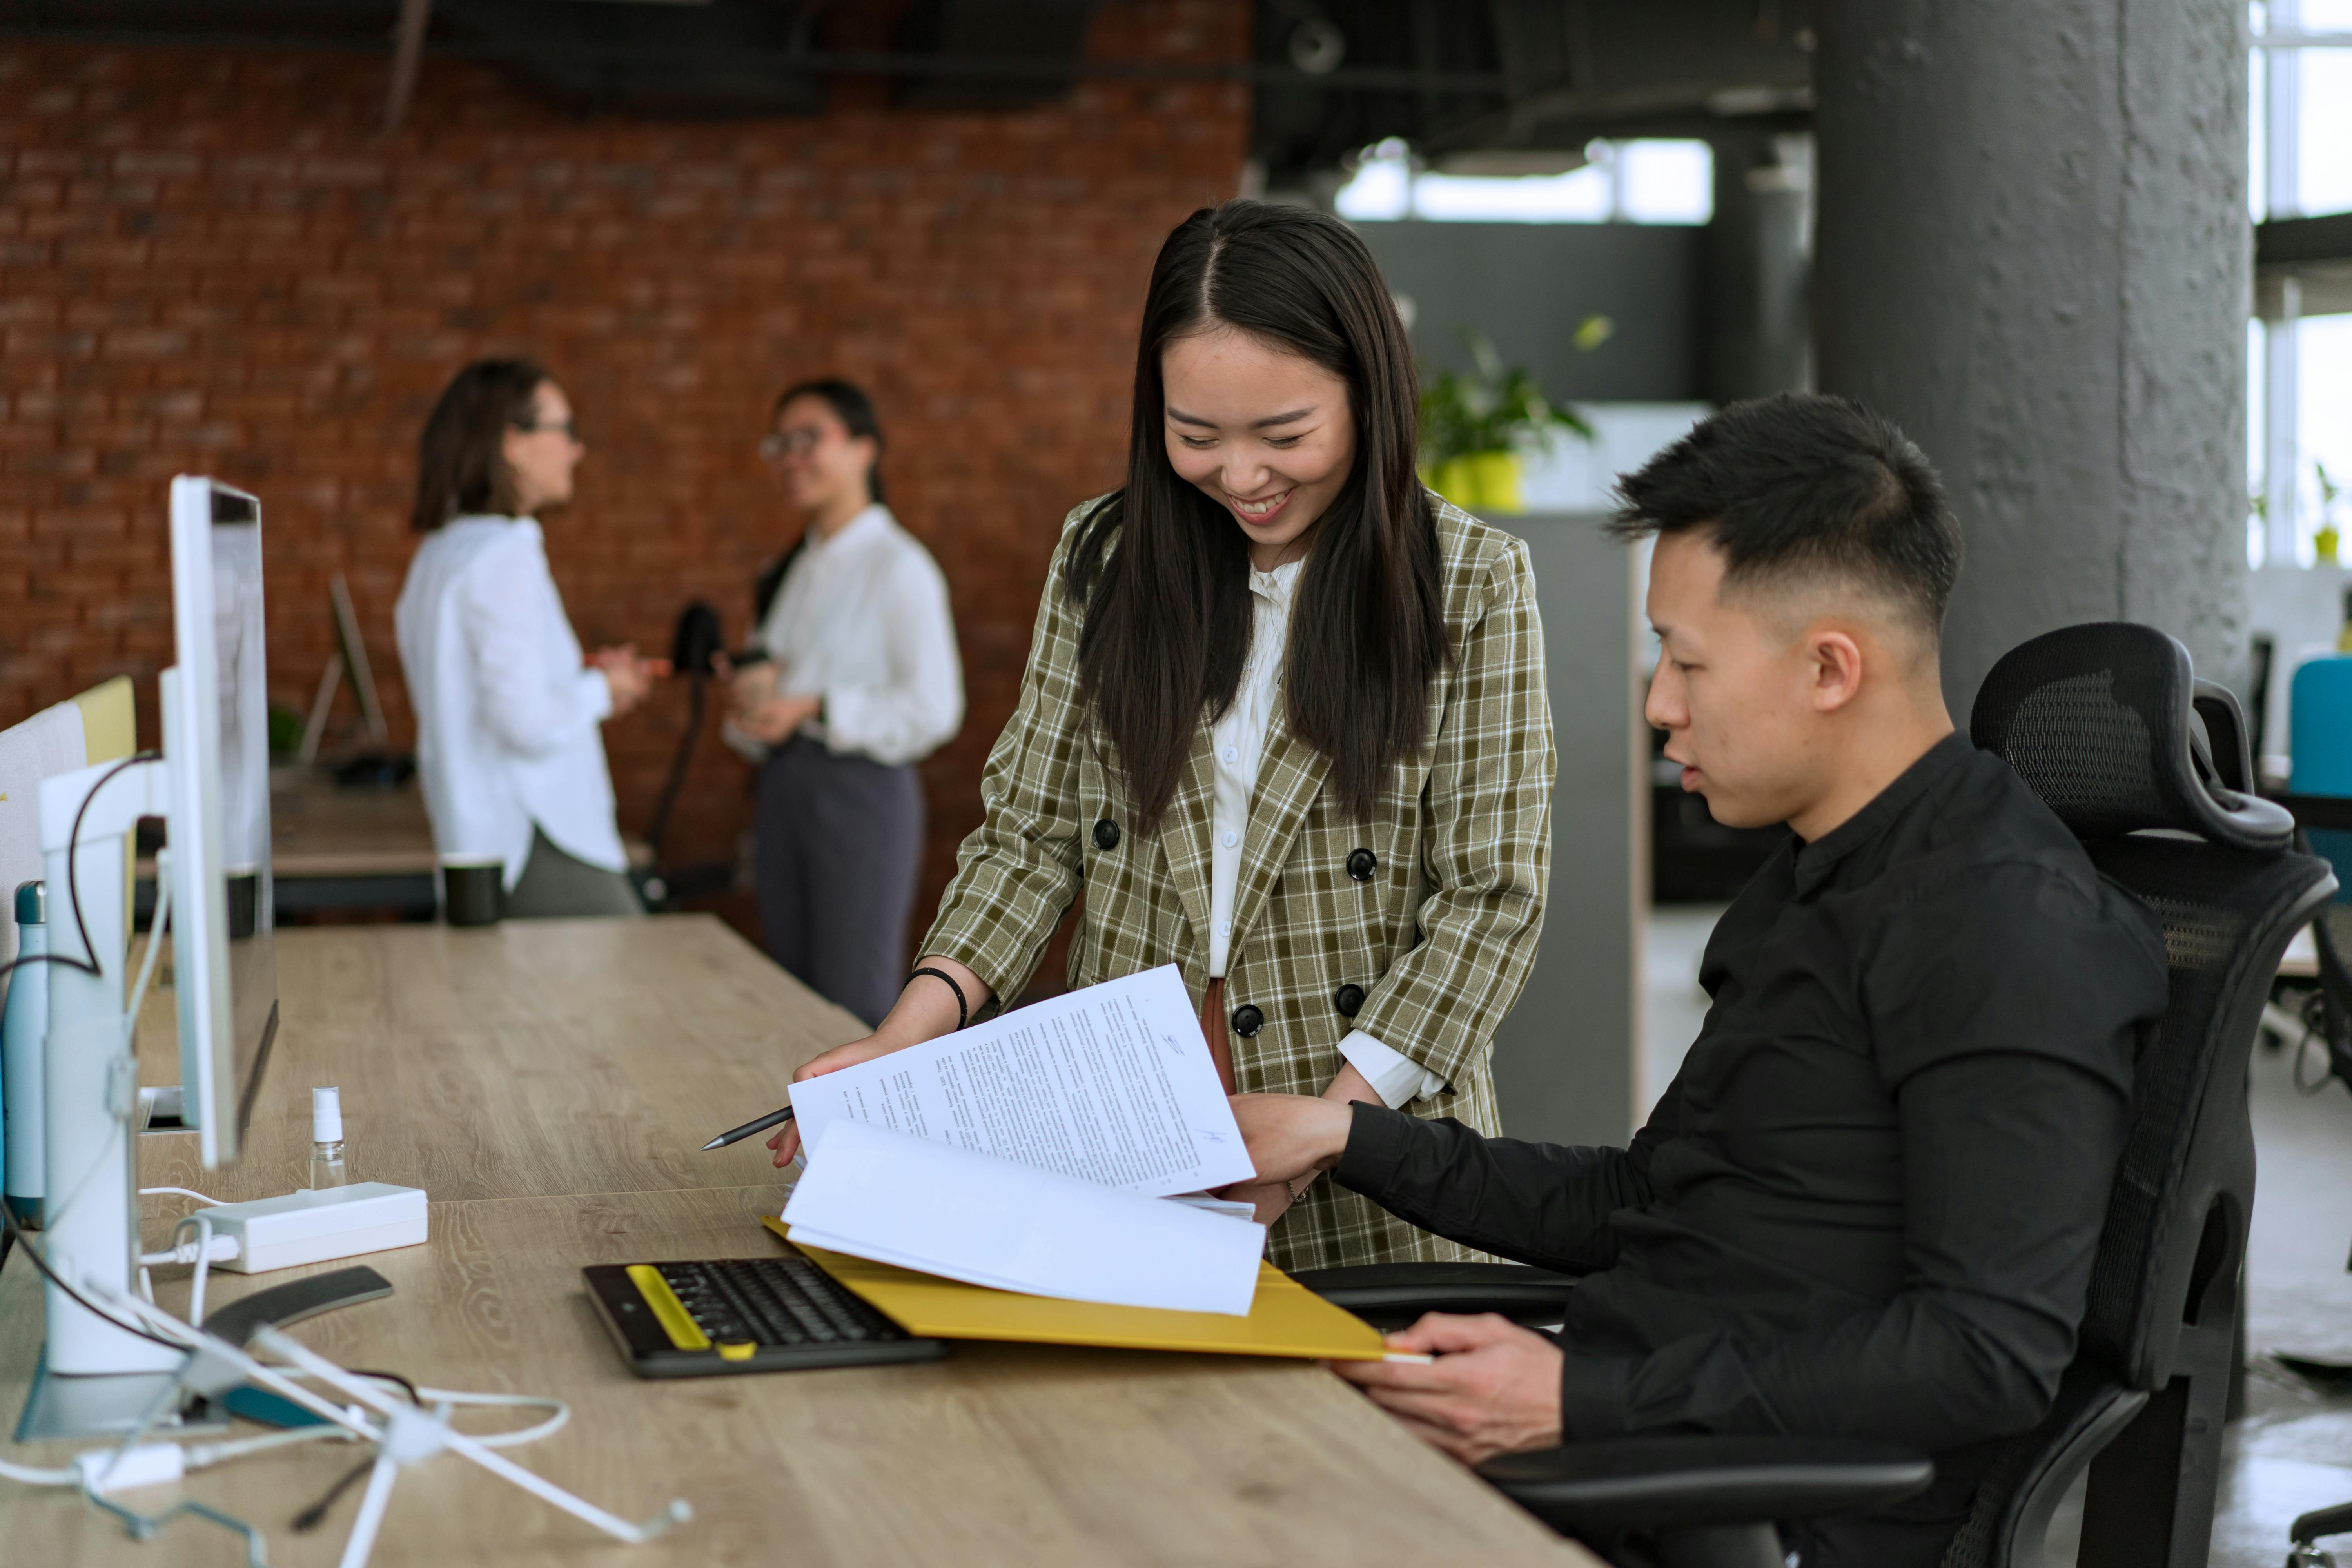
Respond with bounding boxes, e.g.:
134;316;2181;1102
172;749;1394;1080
1609;392;1961;643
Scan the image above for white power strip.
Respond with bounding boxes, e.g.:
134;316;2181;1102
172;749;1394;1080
199;1183;428;1274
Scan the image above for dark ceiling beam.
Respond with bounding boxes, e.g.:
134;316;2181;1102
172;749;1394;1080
2258;212;2352;271
0;24;1515;94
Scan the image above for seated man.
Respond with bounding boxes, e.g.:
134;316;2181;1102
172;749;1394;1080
1228;392;2169;1568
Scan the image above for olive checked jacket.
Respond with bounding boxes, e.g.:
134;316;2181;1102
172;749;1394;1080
918;494;1556;1271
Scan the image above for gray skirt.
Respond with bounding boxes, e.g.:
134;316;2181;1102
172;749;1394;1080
754;734;925;1028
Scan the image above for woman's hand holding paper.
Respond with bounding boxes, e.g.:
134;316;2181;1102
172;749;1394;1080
768;953;994;1166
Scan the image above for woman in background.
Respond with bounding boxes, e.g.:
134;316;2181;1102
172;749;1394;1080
396;358;665;919
727;379;964;1025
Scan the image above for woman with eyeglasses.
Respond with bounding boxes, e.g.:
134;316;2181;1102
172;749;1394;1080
764;202;1555;1274
725;379;964;1025
395;358;666;919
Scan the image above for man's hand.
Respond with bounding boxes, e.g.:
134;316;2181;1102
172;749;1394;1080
1331;1313;1566;1465
1222;1093;1353;1191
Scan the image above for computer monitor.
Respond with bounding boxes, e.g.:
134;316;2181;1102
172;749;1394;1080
163;475;278;1167
21;475;283;1423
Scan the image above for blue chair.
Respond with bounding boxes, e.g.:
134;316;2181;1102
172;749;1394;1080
2290;655;2352;901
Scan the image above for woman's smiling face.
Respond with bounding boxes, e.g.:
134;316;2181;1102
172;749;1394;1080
1161;327;1357;570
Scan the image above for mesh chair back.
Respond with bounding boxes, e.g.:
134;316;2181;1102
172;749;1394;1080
1944;624;2335;1568
1972;622;2292;851
2067;837;2323;1380
1969;623;2325;1384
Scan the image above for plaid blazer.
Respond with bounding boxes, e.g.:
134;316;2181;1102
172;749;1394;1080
920;494;1555;1270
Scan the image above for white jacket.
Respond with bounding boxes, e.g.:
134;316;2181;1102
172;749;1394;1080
395;515;625;889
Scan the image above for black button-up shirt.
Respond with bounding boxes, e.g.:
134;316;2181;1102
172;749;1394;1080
1336;734;2169;1564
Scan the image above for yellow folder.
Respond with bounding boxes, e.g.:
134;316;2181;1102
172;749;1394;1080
759;1215;1387;1361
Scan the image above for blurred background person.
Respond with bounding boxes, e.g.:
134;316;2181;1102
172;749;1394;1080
396;357;666;919
726;379;964;1025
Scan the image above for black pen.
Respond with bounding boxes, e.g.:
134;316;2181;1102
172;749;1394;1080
701;1104;795;1151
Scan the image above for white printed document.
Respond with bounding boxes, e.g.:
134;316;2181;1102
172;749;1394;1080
784;1120;1266;1316
788;965;1254;1197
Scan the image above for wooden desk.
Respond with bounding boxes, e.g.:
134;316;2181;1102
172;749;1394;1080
138;774;655;920
0;918;1592;1568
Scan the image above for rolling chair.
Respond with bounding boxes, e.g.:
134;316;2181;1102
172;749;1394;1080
1298;622;2335;1568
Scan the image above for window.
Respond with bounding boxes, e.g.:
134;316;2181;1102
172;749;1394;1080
2250;0;2352;566
1334;138;1714;226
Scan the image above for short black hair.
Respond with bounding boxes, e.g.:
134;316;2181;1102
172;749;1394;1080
1609;392;1960;641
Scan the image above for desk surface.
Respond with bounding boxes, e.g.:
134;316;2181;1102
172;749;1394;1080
257;771;650;880
0;918;1592;1568
267;774;440;878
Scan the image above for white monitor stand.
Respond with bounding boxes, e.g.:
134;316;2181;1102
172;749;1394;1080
14;678;209;1442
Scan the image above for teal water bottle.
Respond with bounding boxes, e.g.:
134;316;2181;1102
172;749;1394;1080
2;880;47;1227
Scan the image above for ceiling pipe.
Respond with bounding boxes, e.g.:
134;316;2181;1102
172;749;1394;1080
383;0;432;134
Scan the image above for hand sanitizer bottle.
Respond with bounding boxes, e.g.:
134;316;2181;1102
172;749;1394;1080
309;1086;348;1189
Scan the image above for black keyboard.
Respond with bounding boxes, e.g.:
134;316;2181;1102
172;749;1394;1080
584;1253;948;1378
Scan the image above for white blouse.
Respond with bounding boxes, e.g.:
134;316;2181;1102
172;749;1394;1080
1213;562;1445;1110
728;505;964;768
394;515;626;890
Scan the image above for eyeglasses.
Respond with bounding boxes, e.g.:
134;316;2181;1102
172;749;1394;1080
512;416;580;441
758;428;830;462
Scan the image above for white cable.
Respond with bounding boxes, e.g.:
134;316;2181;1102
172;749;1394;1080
185;1423;359;1470
187;1214;213;1327
0;1457;77;1486
274;1372;572;1449
120;859;170;1049
142;1232;240;1267
408;1388;570;1449
140;1187;226;1207
86;1283;682;1568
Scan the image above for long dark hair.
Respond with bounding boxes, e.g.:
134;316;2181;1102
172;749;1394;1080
411;357;551;532
774;377;886;506
1066;200;1446;826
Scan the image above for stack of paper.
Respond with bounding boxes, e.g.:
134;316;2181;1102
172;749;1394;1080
782;966;1267;1317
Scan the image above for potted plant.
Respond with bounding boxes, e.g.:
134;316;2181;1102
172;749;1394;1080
1418;331;1592;515
2318;462;2343;568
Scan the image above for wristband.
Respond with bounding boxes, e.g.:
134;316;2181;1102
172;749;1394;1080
907;967;969;1032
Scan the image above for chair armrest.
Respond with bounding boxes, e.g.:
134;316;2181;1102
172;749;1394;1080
1475;1435;1934;1532
1292;1263;1580;1330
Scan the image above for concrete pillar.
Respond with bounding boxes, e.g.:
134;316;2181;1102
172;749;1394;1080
1812;0;2251;710
1701;125;1815;406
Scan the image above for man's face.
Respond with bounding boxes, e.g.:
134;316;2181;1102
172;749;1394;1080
1644;530;1828;831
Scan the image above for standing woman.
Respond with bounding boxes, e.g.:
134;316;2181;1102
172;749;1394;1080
773;202;1555;1272
396;358;664;919
726;381;964;1026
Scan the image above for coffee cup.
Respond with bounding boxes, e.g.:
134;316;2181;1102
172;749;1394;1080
439;856;505;927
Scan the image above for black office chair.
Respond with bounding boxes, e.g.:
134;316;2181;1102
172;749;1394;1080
1299;622;2335;1568
2266;788;2352;1097
2259;795;2352;1568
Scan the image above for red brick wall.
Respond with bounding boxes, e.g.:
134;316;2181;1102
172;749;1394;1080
0;4;1249;970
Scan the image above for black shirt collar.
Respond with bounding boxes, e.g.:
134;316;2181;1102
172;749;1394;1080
1790;730;1972;895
